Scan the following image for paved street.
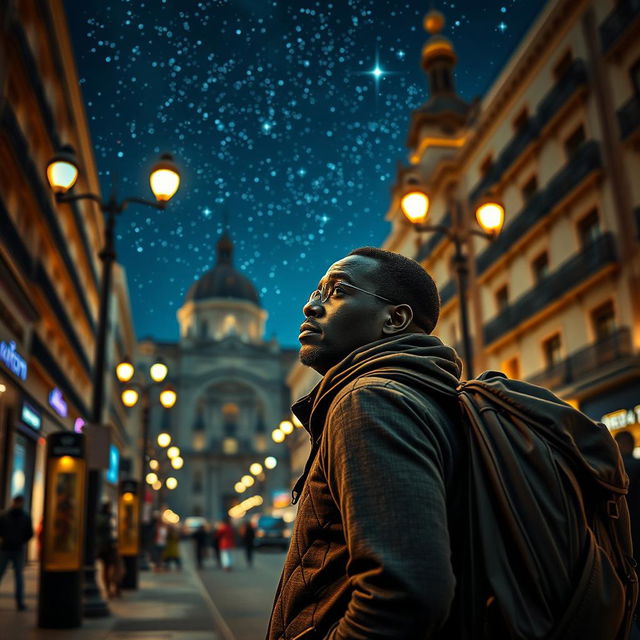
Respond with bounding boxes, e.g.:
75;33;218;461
196;547;286;640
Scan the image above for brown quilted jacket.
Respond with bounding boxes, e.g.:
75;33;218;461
266;334;467;640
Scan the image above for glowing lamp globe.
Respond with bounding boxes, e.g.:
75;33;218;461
167;446;180;459
157;433;171;448
171;456;184;470
149;361;168;382
400;190;430;224
272;428;285;443
475;199;505;235
250;463;263;476
159;387;177;409
149;153;180;202
241;475;255;488
264;456;277;469
279;420;294;435
46;146;79;194
115;359;135;383
121;388;139;408
165;477;178;490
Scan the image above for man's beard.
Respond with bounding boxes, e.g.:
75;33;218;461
299;344;337;375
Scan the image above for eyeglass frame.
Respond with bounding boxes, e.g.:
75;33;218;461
308;280;394;305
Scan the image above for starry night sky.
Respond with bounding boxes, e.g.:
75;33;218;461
63;0;546;348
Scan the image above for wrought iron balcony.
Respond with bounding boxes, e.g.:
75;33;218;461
600;0;640;54
527;326;633;390
469;59;588;204
476;140;602;276
617;93;640;141
484;232;618;346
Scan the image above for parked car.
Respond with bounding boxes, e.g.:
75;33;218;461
254;515;291;550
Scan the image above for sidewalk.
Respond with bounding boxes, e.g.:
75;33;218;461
0;546;221;640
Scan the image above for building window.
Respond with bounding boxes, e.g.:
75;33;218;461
577;209;601;248
542;333;563;368
495;285;509;313
513;108;530;133
222;437;238;455
591;300;616;341
480;154;493;179
502;357;520;379
521;175;538;203
553;50;573;82
631;58;640;95
564;124;586;159
532;251;549;283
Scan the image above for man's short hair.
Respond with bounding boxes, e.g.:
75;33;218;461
348;247;440;334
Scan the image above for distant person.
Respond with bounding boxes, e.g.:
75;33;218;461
241;520;256;568
192;524;208;570
0;496;33;611
210;522;221;569
615;430;640;631
216;517;235;571
162;526;182;571
95;501;120;598
153;519;168;572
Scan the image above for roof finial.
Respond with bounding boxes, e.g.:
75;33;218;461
424;9;445;34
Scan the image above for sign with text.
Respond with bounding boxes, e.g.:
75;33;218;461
21;402;42;431
48;388;68;418
0;340;27;380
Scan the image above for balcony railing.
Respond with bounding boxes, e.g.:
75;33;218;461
600;0;640;54
617;93;640;141
527;326;634;390
469;60;588;204
476;140;602;276
484;232;618;346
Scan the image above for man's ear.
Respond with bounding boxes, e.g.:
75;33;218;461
382;304;414;335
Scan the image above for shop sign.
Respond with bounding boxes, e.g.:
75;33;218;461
601;405;640;431
106;445;120;484
48;387;68;418
21;402;42;431
0;340;27;380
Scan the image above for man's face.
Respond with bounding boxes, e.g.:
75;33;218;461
298;254;390;375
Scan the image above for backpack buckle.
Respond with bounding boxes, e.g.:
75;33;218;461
607;498;620;519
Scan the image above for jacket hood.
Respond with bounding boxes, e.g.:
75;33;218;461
292;333;462;443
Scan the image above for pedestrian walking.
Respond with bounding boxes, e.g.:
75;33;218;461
240;519;255;568
0;495;33;611
162;526;182;571
152;518;168;572
266;247;636;640
95;501;120;598
192;524;208;569
210;522;221;569
216;517;235;571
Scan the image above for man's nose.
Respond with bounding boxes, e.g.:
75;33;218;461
303;298;324;317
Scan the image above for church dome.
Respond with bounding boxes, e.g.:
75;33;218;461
185;234;260;306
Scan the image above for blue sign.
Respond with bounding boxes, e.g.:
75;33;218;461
106;445;120;484
21;402;41;431
48;388;68;418
0;341;27;380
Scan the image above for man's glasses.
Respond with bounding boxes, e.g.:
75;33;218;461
308;280;394;305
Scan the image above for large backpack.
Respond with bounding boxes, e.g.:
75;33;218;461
457;371;638;639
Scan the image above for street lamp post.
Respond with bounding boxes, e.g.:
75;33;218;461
400;187;505;379
117;358;177;587
46;147;180;616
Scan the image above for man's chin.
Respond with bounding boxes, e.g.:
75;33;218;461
299;344;332;375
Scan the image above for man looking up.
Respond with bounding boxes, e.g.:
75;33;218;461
266;247;466;640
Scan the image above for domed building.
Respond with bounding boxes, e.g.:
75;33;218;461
138;233;297;521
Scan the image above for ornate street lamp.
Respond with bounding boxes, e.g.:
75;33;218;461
400;184;505;378
46;145;180;617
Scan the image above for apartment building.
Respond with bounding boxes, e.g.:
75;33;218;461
383;1;640;434
0;0;137;547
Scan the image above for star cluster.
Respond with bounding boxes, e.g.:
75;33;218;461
64;0;545;346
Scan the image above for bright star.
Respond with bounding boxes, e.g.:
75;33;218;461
372;66;383;78
498;21;507;32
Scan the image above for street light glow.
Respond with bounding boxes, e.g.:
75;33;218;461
157;432;171;448
475;200;505;235
149;361;168;382
165;476;178;490
121;388;139;408
171;456;184;469
279;420;294;435
46;146;79;194
167;446;180;459
250;462;263;475
159;387;177;408
272;428;285;443
264;456;277;469
241;475;255;487
401;190;430;224
115;359;135;383
146;472;158;484
150;153;180;202
149;459;159;470
235;482;247;493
